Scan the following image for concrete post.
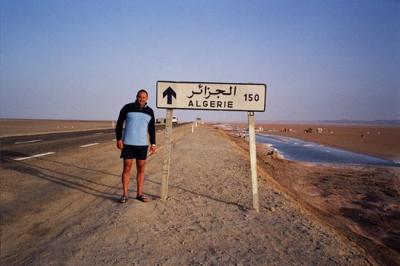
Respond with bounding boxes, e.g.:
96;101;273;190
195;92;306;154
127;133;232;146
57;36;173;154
248;112;260;212
161;109;173;201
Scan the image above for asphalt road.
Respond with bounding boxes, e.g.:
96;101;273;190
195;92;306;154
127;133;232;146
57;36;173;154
0;124;171;161
0;128;116;160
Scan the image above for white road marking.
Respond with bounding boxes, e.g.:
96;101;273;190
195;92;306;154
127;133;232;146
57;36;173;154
112;139;116;141
80;143;99;148
14;152;55;161
15;139;42;144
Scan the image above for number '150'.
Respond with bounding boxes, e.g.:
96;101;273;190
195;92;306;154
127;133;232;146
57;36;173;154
244;94;260;101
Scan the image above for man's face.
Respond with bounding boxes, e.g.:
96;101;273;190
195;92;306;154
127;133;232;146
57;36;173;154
136;92;148;107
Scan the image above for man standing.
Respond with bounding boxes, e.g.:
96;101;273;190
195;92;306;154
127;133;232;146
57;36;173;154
116;89;156;203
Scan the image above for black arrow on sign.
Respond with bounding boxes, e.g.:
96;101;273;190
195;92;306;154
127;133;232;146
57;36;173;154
163;87;176;105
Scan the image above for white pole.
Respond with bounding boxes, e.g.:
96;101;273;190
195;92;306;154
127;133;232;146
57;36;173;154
248;112;259;212
161;109;173;201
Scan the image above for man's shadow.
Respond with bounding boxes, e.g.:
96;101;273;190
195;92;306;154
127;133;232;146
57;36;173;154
1;150;121;202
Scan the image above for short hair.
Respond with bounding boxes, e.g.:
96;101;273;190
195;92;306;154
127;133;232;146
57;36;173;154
136;89;148;98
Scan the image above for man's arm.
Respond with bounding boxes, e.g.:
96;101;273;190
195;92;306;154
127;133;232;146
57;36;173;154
148;110;156;145
148;109;156;154
115;106;126;150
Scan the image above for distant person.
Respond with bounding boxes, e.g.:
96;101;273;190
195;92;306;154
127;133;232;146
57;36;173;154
115;89;156;203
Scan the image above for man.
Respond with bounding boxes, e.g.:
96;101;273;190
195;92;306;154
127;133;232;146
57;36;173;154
115;89;156;203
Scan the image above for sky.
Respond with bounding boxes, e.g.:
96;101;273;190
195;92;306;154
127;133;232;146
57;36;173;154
1;0;399;122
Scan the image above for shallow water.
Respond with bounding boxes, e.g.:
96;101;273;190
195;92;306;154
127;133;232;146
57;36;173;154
256;134;400;167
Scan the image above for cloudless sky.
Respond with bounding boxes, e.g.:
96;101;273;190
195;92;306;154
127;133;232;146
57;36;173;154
1;0;399;122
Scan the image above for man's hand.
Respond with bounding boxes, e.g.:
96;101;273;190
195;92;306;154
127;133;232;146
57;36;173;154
117;140;124;150
149;144;157;154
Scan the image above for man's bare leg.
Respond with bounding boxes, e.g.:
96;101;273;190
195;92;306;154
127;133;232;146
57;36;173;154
136;159;146;197
122;159;133;197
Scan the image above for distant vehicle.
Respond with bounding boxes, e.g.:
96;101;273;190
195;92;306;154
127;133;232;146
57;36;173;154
172;116;178;126
195;117;204;124
155;117;178;126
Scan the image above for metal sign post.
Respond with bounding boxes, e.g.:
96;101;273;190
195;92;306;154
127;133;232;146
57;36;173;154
157;81;267;211
248;112;259;212
161;109;173;201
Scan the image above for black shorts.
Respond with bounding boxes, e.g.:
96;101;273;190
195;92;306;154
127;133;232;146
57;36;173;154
120;145;148;160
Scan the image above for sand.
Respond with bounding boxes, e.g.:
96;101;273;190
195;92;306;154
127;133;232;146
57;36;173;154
233;123;400;161
0;119;114;137
0;124;374;265
223;124;400;265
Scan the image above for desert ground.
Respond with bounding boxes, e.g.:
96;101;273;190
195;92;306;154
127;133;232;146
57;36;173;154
254;123;400;161
225;122;400;265
0;119;114;137
0;121;378;265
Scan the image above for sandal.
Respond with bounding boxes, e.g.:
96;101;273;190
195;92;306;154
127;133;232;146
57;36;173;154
136;194;149;202
119;195;128;203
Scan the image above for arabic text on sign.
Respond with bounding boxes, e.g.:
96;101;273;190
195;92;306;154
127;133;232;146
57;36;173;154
187;84;237;99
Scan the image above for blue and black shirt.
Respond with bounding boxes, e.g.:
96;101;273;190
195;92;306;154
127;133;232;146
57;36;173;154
116;102;156;146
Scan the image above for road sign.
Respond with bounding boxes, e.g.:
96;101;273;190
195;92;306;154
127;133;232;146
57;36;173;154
158;80;266;212
157;81;266;112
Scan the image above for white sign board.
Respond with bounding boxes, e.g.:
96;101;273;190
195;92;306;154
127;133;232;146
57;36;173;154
157;81;266;111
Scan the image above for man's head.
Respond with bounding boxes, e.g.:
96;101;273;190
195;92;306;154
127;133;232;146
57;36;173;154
136;89;148;107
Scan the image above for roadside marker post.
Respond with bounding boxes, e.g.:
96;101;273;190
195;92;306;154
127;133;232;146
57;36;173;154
157;81;266;211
